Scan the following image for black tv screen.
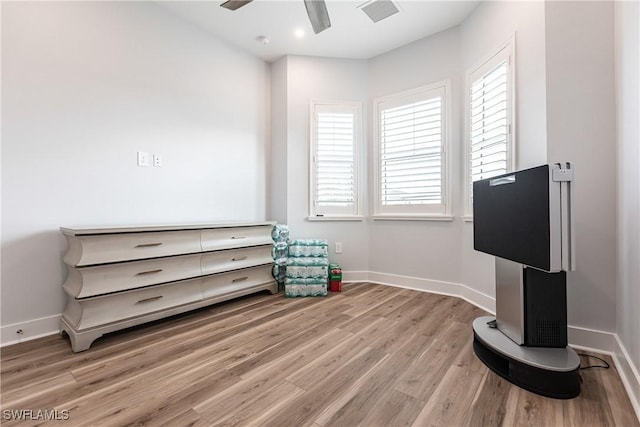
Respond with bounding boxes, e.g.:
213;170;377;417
473;165;554;271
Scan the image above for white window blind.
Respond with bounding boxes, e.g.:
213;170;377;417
310;102;361;218
465;38;515;217
470;61;509;183
381;97;442;205
374;82;450;218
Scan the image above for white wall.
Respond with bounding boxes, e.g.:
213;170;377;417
269;57;289;224
545;1;617;332
275;56;370;271
460;1;548;169
1;2;270;339
459;1;548;301
615;0;640;410
458;1;620;338
367;28;465;285
3;2;634;381
273;5;549;310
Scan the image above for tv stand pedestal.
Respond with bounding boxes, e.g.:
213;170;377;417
473;316;580;399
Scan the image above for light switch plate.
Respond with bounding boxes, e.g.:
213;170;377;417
153;154;162;167
137;151;149;167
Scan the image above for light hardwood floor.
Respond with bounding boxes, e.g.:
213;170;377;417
1;283;638;426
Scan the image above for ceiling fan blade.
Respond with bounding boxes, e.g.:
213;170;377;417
220;0;253;11
304;0;331;34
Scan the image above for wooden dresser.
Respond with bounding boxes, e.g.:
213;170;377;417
60;222;276;352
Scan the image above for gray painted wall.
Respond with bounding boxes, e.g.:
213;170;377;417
367;28;464;284
269;57;289;224
1;2;270;331
2;5;636;398
459;1;548;300
615;0;640;399
282;56;371;271
545;1;617;332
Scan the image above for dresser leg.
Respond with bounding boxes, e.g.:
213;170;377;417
60;318;102;353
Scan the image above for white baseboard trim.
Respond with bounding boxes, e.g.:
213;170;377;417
567;324;617;352
348;270;621;352
1;314;60;347
566;326;640;421
0;270;373;347
342;270;370;283
366;270;496;315
613;334;640;421
3;271;639;421
345;269;639;421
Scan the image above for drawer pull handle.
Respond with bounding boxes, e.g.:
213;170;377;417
136;295;163;304
232;277;249;283
135;269;163;276
230;236;247;240
232;256;248;262
135;243;163;248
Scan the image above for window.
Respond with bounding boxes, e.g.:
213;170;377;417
309;101;362;219
465;37;515;217
373;81;451;219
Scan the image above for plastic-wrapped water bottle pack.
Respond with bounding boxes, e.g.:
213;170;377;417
270;224;289;291
270;224;329;297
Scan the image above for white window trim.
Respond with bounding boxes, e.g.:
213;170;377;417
464;34;516;220
309;100;364;221
372;80;452;220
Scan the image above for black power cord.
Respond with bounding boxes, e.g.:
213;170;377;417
577;353;611;370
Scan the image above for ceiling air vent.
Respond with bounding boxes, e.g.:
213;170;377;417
359;0;400;23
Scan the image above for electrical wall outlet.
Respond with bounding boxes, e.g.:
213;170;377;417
153;154;162;167
335;242;342;254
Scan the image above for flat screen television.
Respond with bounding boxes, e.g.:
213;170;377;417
473;164;572;273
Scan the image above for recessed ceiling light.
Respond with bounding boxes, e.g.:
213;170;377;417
294;28;305;39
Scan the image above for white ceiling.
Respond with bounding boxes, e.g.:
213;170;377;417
159;0;479;62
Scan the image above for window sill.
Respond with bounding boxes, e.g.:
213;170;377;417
372;214;454;222
462;215;473;222
307;215;365;222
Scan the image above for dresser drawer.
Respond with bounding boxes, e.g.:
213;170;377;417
64;230;202;266
59;222;276;352
200;225;272;252
201;265;274;300
201;245;272;276
63;254;203;298
67;279;203;330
